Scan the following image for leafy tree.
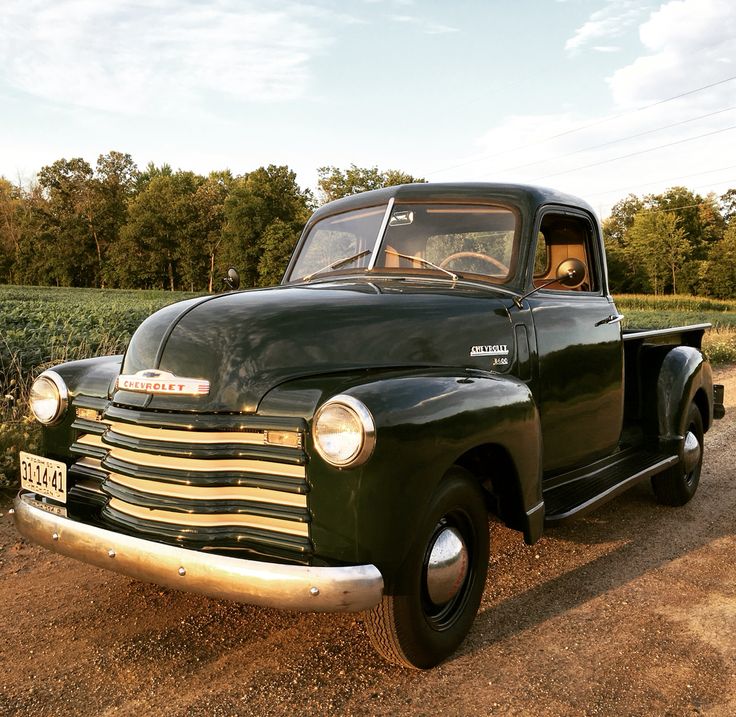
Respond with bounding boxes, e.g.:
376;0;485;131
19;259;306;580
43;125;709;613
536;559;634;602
92;152;139;287
221;165;312;288
0;178;25;282
627;210;690;294
317;164;425;204
36;158;99;286
257;219;299;286
721;188;736;225
602;194;645;293
112;171;204;290
136;162;173;192
193;171;233;292
605;187;728;295
701;223;736;298
645;187;723;261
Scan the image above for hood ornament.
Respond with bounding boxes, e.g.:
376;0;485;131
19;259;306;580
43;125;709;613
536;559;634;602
116;370;210;396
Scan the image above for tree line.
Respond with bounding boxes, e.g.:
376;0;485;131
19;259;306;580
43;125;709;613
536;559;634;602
0;154;421;292
1;151;735;296
603;187;736;298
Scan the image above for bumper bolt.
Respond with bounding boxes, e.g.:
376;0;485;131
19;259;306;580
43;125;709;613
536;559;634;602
108;549;116;558
309;586;320;597
52;532;59;541
178;567;186;576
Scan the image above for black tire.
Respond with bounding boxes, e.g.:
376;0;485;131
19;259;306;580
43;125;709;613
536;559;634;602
651;402;704;506
365;467;490;669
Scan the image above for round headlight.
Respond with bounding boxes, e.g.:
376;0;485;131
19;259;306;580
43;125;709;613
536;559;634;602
29;371;68;425
313;395;375;467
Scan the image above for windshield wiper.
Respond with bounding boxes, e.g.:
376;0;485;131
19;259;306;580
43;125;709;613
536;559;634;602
383;249;459;282
301;250;372;281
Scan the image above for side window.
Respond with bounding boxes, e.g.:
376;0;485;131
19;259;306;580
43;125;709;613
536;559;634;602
533;214;598;292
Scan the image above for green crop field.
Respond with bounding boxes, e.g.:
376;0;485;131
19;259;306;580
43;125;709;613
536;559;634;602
0;285;199;377
616;294;736;365
1;286;735;490
0;285;198;488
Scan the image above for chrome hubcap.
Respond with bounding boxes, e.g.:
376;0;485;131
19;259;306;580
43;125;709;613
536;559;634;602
682;430;701;474
425;526;469;606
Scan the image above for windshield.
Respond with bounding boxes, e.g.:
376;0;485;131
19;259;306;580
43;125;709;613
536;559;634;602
287;206;386;282
287;202;519;284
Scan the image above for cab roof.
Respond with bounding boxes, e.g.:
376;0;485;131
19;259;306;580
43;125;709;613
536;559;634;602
310;182;597;223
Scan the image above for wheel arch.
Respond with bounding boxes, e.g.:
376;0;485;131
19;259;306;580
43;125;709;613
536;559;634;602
454;442;541;543
657;346;714;454
331;370;543;566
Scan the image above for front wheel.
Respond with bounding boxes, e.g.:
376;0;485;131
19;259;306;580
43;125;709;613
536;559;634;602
652;402;704;506
365;467;490;669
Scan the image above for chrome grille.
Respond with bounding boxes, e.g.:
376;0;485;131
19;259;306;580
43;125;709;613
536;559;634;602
69;407;311;559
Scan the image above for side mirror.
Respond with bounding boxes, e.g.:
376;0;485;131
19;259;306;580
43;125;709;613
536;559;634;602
223;267;240;291
555;258;586;288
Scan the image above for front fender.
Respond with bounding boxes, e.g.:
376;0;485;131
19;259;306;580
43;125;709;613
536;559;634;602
264;370;542;575
657;346;713;452
38;355;123;459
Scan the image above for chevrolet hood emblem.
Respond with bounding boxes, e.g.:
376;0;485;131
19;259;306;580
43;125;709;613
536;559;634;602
116;370;210;396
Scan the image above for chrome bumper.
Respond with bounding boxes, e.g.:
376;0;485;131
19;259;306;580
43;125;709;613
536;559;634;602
13;492;384;612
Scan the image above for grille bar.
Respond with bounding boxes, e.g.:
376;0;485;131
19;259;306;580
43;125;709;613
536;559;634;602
107;498;309;537
70;409;312;558
107;470;307;507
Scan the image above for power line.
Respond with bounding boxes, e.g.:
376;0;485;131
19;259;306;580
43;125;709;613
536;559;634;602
531;124;736;181
470;106;736;179
587;164;736;199
426;73;736;177
614;196;733;218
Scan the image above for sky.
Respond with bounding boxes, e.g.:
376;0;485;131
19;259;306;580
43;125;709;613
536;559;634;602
1;0;735;218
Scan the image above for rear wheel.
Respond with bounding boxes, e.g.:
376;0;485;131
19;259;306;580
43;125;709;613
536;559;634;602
652;402;704;506
365;467;490;669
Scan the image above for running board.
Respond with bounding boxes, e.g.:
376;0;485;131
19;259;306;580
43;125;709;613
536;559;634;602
543;450;678;524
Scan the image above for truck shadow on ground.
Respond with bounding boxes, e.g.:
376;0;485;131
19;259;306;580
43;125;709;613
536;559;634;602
464;476;734;654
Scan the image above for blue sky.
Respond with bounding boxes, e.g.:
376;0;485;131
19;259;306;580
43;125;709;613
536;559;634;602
1;0;735;216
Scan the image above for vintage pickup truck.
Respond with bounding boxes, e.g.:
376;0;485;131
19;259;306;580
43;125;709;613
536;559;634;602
15;183;725;668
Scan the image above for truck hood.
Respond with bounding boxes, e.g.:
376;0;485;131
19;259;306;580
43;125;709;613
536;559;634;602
116;279;515;413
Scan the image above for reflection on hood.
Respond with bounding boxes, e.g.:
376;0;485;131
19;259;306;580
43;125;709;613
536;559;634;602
117;280;514;412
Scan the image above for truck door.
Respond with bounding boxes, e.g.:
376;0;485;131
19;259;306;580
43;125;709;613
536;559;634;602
527;210;624;473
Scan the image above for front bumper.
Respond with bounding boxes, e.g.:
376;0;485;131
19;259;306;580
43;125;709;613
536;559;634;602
13;492;384;612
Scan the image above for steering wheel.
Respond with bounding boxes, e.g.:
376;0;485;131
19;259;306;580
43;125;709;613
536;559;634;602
439;251;509;274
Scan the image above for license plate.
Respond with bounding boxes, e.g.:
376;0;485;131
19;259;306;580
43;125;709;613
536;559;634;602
19;452;67;503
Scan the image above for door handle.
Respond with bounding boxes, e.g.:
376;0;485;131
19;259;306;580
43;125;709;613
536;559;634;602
595;314;624;327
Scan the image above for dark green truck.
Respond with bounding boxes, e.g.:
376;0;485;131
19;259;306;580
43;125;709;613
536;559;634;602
15;183;725;668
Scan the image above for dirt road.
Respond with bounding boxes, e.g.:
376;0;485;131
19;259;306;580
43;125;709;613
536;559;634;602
1;367;734;717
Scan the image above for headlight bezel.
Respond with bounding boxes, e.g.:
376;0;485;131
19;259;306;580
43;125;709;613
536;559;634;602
313;394;376;468
29;370;69;426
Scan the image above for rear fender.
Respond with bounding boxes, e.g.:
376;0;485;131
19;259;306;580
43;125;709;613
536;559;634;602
657;346;713;453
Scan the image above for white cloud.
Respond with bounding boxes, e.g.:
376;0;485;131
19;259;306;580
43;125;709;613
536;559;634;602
388;13;458;34
565;0;649;54
0;0;332;115
444;0;736;216
609;0;736;106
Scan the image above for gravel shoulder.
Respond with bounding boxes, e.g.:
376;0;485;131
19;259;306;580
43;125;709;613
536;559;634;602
1;366;735;717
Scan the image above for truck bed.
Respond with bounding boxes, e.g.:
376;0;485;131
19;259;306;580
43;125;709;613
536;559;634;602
622;323;712;347
622;323;712;430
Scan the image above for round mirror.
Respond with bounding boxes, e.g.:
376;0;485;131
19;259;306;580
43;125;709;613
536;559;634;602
555;258;586;288
224;267;240;291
